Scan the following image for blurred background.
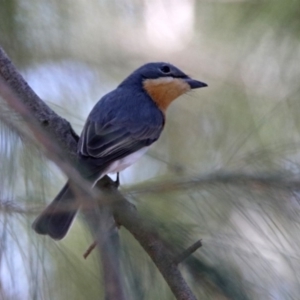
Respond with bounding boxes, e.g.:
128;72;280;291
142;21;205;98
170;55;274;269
1;0;300;299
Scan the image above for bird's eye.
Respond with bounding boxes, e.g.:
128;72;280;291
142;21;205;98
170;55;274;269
159;65;171;74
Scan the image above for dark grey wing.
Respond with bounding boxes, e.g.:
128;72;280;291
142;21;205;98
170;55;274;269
79;118;162;159
77;88;164;179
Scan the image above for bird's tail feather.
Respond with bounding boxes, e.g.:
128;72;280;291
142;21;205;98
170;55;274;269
32;160;109;240
32;181;78;240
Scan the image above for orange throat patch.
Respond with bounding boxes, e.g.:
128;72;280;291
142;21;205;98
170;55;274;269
143;77;190;112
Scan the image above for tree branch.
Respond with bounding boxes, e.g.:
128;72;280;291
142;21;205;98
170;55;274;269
0;47;79;157
0;46;198;300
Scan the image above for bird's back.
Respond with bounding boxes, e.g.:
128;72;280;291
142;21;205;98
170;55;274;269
77;86;165;180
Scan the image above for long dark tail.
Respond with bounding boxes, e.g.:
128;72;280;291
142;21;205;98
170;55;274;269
32;181;78;240
32;158;108;240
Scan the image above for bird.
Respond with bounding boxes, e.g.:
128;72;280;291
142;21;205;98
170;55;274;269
32;62;207;240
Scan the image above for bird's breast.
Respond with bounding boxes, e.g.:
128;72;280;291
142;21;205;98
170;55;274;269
143;77;190;112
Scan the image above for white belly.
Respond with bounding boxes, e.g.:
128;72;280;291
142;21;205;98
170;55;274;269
105;147;149;175
92;147;149;187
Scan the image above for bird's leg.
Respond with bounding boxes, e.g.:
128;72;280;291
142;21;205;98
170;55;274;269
114;172;120;188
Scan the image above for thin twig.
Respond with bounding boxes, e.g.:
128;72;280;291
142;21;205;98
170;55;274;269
83;240;98;259
123;172;300;195
174;240;202;265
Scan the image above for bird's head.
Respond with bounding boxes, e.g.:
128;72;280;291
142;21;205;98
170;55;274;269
119;62;207;112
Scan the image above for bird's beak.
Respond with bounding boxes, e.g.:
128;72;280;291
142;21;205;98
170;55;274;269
184;78;208;89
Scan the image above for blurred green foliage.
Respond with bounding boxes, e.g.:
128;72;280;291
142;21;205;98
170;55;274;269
1;0;300;299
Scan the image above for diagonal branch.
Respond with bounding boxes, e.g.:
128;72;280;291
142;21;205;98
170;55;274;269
0;47;79;157
0;46;198;300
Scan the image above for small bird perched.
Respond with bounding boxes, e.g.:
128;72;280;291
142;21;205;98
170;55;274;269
32;62;207;240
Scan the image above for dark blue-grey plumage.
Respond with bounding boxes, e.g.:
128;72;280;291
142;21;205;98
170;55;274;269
33;81;164;239
82;89;163;149
32;62;206;240
78;87;164;178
